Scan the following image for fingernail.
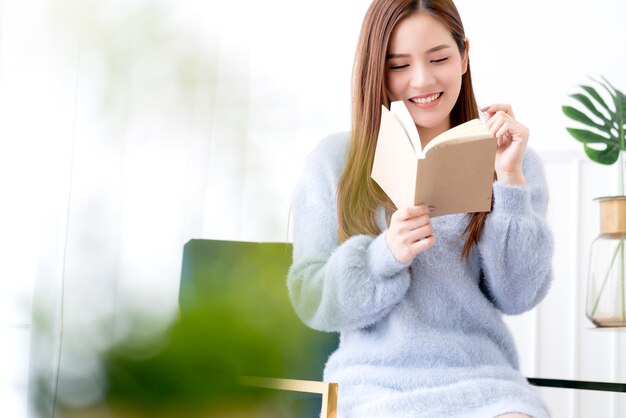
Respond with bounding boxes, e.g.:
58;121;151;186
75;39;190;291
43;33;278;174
480;105;489;111
429;206;436;212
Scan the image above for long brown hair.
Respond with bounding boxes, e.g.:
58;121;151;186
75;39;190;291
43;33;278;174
337;0;491;258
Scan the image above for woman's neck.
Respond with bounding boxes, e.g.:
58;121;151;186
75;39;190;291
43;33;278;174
417;120;451;150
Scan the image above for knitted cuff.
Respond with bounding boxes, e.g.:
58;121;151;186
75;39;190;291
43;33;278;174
367;230;411;279
492;181;533;215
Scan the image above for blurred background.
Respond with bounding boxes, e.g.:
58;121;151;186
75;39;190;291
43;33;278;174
1;0;625;417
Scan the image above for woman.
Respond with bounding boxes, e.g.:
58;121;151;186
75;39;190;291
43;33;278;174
287;0;553;417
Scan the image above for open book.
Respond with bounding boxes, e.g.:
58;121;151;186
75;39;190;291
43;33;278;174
371;100;496;217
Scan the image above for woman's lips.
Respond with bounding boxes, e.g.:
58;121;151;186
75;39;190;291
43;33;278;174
409;92;443;106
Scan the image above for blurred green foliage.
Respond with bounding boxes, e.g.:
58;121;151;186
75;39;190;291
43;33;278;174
43;240;337;417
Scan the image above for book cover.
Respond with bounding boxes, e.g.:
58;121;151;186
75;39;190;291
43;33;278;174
371;100;497;217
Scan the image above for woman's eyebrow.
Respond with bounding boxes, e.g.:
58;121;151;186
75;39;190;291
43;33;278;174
386;53;410;60
427;44;451;53
386;44;452;60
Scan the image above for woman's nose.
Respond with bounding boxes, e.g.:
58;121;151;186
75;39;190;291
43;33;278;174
409;65;436;89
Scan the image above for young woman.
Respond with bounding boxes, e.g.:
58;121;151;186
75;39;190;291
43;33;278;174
288;0;553;417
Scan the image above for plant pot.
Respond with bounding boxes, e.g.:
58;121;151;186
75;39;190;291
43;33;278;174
587;196;626;327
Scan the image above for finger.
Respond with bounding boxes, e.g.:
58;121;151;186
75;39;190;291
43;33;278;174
408;235;437;255
485;110;506;130
407;223;433;241
393;205;430;221
487;117;505;137
494;123;511;139
481;104;514;118
400;220;433;241
409;204;431;217
486;109;512;127
407;214;432;230
395;214;431;236
496;135;509;148
480;104;493;115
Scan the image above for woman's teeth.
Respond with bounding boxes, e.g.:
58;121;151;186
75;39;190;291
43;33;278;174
410;93;442;104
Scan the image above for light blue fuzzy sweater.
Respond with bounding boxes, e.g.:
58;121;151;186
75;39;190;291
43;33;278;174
287;132;554;418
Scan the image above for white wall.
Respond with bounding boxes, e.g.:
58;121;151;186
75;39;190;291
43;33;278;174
1;1;626;417
455;1;626;415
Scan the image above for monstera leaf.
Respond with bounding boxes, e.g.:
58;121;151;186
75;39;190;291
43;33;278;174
563;76;626;165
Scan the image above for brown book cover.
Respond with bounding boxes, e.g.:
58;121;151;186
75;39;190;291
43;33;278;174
371;101;497;217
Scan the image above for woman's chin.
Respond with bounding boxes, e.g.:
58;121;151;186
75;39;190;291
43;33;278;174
413;118;450;133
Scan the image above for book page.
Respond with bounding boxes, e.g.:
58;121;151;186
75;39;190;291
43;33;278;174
371;105;419;209
423;119;494;154
390;100;421;155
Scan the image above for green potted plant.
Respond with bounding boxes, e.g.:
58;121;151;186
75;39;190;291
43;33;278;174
563;76;626;327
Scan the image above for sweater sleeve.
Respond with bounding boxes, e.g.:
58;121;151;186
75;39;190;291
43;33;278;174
287;134;411;332
477;148;554;315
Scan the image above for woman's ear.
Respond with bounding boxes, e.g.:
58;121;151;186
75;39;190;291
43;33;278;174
462;38;470;74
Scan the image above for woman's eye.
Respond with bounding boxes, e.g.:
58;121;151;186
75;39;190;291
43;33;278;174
390;64;409;70
431;57;449;63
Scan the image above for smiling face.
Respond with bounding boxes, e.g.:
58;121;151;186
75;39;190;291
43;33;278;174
385;12;469;144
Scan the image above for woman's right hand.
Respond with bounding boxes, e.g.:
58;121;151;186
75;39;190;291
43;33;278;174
386;205;436;264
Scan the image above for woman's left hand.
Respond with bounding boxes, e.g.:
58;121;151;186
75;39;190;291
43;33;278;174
481;103;528;185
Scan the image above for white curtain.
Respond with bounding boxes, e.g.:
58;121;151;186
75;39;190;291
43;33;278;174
8;0;365;415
